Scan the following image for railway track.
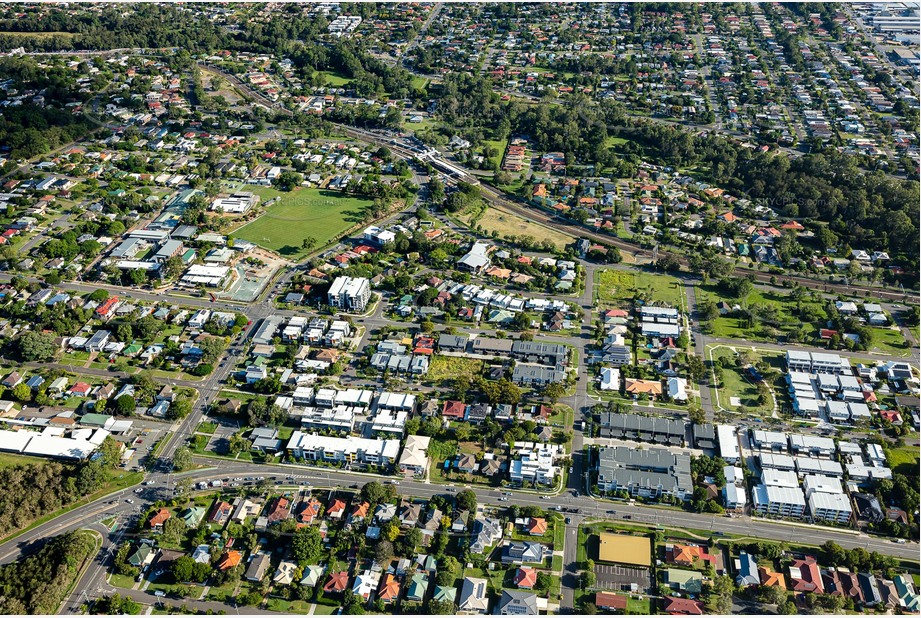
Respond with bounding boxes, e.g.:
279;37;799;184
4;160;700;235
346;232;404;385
198;63;916;305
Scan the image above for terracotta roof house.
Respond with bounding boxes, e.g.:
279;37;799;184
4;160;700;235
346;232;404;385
266;496;291;524
378;573;401;603
625;378;663;396
789;556;824;593
514;567;537;589
665;544;717;568
148;508;171;530
349;501;370;523
759;566;786;589
525;518;548;536
324;571;349;594
442;400;466;420
218;550;243;570
327;498;347;520
662;596;705;615
296;498;322;525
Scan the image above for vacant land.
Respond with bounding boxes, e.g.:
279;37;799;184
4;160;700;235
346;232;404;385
595;269;683;308
425;356;484;385
464;207;574;250
233;188;370;258
708;346;785;416
887;445;920;478
866;327;911;357
0;452;50;470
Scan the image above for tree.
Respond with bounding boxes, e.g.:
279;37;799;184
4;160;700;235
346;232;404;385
579;571;596;588
88;289;109;303
172;446;193;472
821;541;846;567
455;489;477;513
113;394;135;416
360;481;387;505
656;253;681;271
16;331;58;362
301;236;317;252
374;540;394;564
542;382;566;403
777;601;797;615
10;383;30;403
402;527;422;554
273;171;303;191
291;526;323;565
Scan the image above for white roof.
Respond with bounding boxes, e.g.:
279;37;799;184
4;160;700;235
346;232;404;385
23;434;97;460
753;483;806;507
803;474;843;495
724;483;747;506
808;491;852;513
0;429;33;453
759;453;796;469
717;425;739;459
761;468;799;488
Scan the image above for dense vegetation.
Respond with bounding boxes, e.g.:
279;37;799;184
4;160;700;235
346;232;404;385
0;104;94;160
0;438;123;538
0;530;96;614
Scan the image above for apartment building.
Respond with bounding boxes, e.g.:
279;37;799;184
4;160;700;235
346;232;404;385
327;276;371;312
597;446;693;500
286;431;400;467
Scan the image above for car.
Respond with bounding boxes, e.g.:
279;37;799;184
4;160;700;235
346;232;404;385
503;492;513;496
540;496;550;500
230;483;240;487
257;477;265;481
498;497;509;502
894;539;907;544
607;510;616;514
135;488;143;494
125;499;134;503
145;480;155;485
446;487;455;492
565;517;572;524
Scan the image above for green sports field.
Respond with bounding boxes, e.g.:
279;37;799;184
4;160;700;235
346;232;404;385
233;188;370;258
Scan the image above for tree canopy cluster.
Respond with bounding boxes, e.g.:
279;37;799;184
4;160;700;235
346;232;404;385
0;531;96;614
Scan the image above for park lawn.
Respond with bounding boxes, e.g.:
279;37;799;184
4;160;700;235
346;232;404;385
233;187;370;259
425;356;484;385
312;70;352;86
709;346;773;415
697;284;826;339
595;269;683;308
464;206;574;250
867;327;911;357
887;445;920;477
410;76;429;90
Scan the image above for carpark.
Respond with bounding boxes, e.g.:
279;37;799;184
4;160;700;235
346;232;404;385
593;563;653;594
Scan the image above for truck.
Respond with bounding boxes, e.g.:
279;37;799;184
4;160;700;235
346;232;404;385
211;480;223;488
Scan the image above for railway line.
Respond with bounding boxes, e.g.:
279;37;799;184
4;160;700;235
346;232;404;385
198;63;916;305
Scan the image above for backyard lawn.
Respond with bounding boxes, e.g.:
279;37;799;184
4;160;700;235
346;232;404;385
233;188;370;258
595;269;684;308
